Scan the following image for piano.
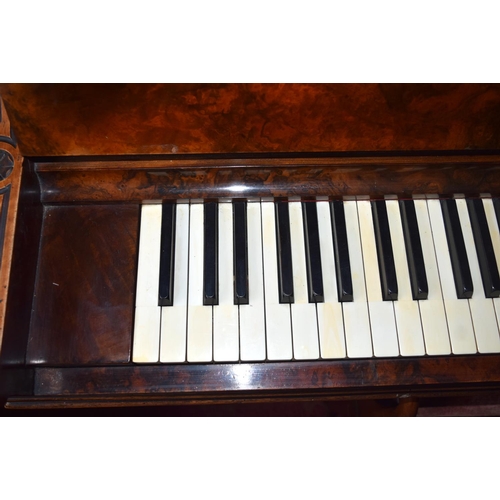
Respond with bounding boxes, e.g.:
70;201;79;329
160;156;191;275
2;83;500;413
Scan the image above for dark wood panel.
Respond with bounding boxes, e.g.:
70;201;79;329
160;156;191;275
0;367;33;398
2;397;421;415
36;154;500;203
27;204;139;365
2;84;500;156
29;355;500;404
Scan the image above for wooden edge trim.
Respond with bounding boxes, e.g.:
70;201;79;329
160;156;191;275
36;160;500;203
8;387;500;409
32;355;500;398
0;100;23;350
34;153;500;172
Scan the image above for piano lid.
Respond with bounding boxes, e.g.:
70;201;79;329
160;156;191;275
1;83;500;157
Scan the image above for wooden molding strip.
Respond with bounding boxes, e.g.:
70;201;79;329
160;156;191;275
35;154;500;203
0;98;23;350
31;355;500;401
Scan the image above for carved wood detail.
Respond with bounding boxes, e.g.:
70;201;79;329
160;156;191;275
0;97;23;350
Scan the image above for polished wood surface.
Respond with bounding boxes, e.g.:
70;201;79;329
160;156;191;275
27;204;137;365
7;162;500;407
5;355;500;409
35;154;500;203
1;84;500;156
2;84;500;412
0;98;23;346
1;160;42;366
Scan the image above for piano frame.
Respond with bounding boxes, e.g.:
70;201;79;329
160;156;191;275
2;84;500;410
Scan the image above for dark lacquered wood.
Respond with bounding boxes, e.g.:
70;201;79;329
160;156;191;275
0;367;34;399
6;159;500;406
2;84;500;156
35;155;500;203
5;85;500;409
26;205;138;365
28;355;500;403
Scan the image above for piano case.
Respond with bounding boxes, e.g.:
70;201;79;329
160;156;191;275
2;83;500;412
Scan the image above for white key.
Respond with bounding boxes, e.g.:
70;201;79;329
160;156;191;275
133;204;162;362
316;201;346;358
342;200;373;358
456;197;500;352
413;198;451;355
482;196;500;333
385;198;426;356
213;202;239;362
289;201;320;360
261;201;293;360
160;203;189;362
357;199;399;357
239;201;266;361
426;197;477;354
187;203;213;362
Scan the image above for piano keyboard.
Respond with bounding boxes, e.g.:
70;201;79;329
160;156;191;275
132;195;500;363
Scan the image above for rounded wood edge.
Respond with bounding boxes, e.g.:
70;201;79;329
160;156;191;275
0;100;23;352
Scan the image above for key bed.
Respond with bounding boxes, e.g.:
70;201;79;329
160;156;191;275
133;194;500;364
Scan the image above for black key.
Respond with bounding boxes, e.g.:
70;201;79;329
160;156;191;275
399;199;428;300
233;200;249;305
467;198;500;298
158;202;176;306
275;200;294;303
372;200;398;301
494;198;500;230
302;201;324;303
330;200;353;302
440;198;473;299
203;201;218;305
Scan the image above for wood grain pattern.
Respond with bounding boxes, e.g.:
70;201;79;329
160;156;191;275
1;160;43;366
4;85;500;410
36;154;500;203
1;84;500;156
27;204;139;365
28;355;500;404
0;98;23;351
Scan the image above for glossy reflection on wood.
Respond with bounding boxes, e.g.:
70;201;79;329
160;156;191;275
36;155;500;203
27;204;139;365
4;84;500;409
0;97;24;351
2;84;500;156
29;355;500;402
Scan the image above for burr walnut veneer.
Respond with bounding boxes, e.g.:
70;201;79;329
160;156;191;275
2;84;500;410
